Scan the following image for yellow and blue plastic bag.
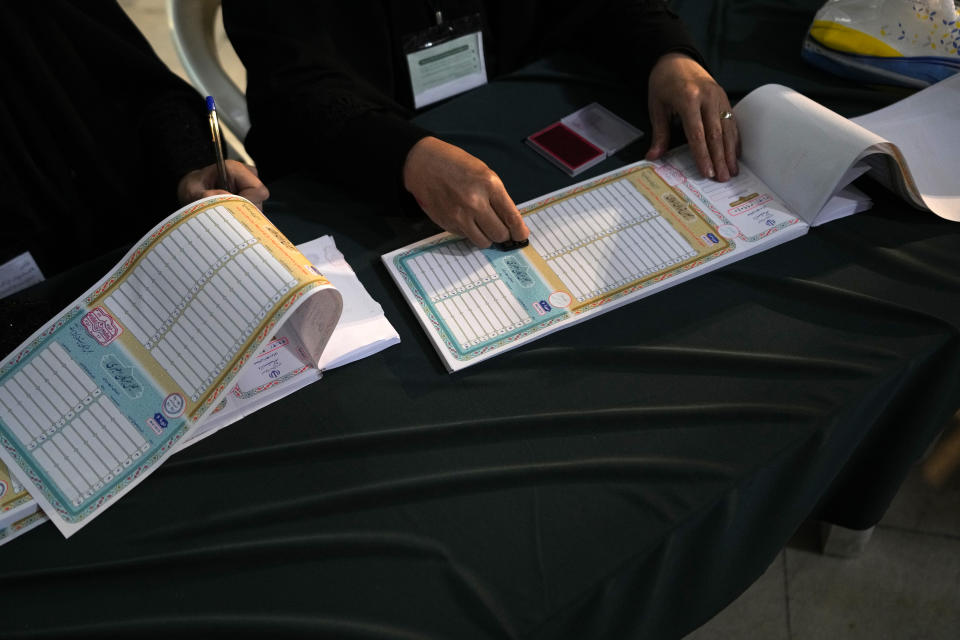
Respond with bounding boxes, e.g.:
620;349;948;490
803;0;960;87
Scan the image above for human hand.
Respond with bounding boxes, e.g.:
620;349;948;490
176;159;270;209
403;137;529;248
645;53;739;181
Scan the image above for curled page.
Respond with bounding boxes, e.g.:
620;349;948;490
0;195;341;537
734;79;960;223
733;84;888;225
851;73;960;221
176;234;400;450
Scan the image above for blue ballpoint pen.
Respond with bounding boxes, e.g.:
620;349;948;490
205;96;231;190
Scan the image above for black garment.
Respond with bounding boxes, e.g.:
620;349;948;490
222;0;702;204
0;1;212;276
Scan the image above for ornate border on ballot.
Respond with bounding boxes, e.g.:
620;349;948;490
0;279;328;524
392;239;569;363
231;365;312;400
0;425;187;522
392;162;739;363
0;308;83;377
84;197;225;305
0;198;234;377
1;492;33;514
0;196;333;525
0;509;48;544
660;159;800;243
189;280;327;419
571;244;735;315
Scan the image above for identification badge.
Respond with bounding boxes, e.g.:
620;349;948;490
403;13;487;109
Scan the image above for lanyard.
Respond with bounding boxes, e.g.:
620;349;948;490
425;0;444;25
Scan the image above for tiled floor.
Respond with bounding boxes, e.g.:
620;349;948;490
686;465;960;639
121;2;960;638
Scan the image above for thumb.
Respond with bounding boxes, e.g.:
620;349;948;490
489;182;528;241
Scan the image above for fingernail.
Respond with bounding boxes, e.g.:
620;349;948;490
706;166;715;178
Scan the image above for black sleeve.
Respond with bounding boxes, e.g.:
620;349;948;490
0;1;213;274
221;0;433;201
537;0;707;87
68;0;213;193
220;0;703;204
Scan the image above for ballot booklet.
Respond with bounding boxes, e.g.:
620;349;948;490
0;230;399;546
1;456;46;544
0;195;345;538
178;234;400;449
1;459;40;529
384;77;959;372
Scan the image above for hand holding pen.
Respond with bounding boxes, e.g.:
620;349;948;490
206;96;232;190
175;96;270;209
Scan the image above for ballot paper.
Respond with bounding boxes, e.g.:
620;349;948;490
0;195;343;537
385;78;959;371
179;235;400;448
0;458;46;546
0;233;398;545
849;74;960;219
0;508;47;545
0;459;35;527
304;236;401;371
385;154;805;371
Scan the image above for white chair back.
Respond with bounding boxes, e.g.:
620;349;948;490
166;0;250;140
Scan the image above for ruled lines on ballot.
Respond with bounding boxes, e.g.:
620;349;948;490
0;197;312;531
385;162;734;371
403;242;534;351
0;341;148;508
103;205;298;402
524;177;698;303
398;172;704;357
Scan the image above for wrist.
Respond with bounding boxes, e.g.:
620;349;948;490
403;136;440;192
651;51;694;73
